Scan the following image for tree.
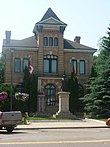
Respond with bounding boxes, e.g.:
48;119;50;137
0;53;5;84
23;67;38;114
29;74;38;113
90;56;97;78
23;67;30;94
82;24;110;118
65;72;84;113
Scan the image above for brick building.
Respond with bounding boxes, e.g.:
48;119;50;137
2;8;96;114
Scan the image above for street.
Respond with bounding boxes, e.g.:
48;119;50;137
0;127;110;147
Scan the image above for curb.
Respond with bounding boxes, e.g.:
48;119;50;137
16;119;107;130
16;125;107;130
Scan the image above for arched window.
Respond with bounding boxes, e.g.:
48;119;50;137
54;37;58;46
43;37;48;46
45;84;56;105
49;37;53;46
44;55;58;73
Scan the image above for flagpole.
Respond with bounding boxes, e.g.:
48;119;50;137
28;57;31;116
28;57;34;115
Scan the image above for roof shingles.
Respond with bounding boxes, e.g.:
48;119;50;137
64;39;96;50
40;8;61;22
3;36;38;48
3;36;97;52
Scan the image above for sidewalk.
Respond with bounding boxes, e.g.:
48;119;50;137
17;119;107;130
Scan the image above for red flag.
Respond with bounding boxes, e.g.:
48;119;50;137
29;63;33;74
73;66;76;76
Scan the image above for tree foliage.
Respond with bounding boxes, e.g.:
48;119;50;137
64;73;84;113
23;68;38;114
29;74;38;113
82;25;110;118
0;53;5;84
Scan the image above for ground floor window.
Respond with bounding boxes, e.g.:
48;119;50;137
45;84;56;105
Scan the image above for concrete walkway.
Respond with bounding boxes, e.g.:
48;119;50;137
17;119;107;130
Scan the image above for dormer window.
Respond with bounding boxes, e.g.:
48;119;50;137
54;37;58;46
43;37;48;46
49;37;53;46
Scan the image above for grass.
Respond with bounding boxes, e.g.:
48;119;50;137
29;116;56;120
28;116;81;120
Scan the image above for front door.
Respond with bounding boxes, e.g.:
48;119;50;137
45;84;56;105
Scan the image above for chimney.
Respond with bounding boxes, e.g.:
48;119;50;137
74;36;81;43
5;31;11;43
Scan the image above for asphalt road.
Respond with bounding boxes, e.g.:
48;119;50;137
0;127;110;147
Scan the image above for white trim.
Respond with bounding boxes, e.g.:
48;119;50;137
39;17;67;26
64;48;96;54
3;47;38;51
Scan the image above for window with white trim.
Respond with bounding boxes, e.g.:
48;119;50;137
14;58;21;73
44;55;58;73
23;58;29;71
79;60;85;75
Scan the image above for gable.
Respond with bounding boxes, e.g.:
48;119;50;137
36;8;67;26
40;8;60;22
39;17;66;25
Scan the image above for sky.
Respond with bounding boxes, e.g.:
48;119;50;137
0;0;110;54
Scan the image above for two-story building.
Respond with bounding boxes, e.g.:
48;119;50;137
2;8;96;114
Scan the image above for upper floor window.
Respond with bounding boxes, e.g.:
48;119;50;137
14;58;21;73
49;37;53;46
43;37;48;46
72;59;77;74
44;55;58;73
23;58;29;71
54;37;58;46
79;60;85;75
43;36;59;47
